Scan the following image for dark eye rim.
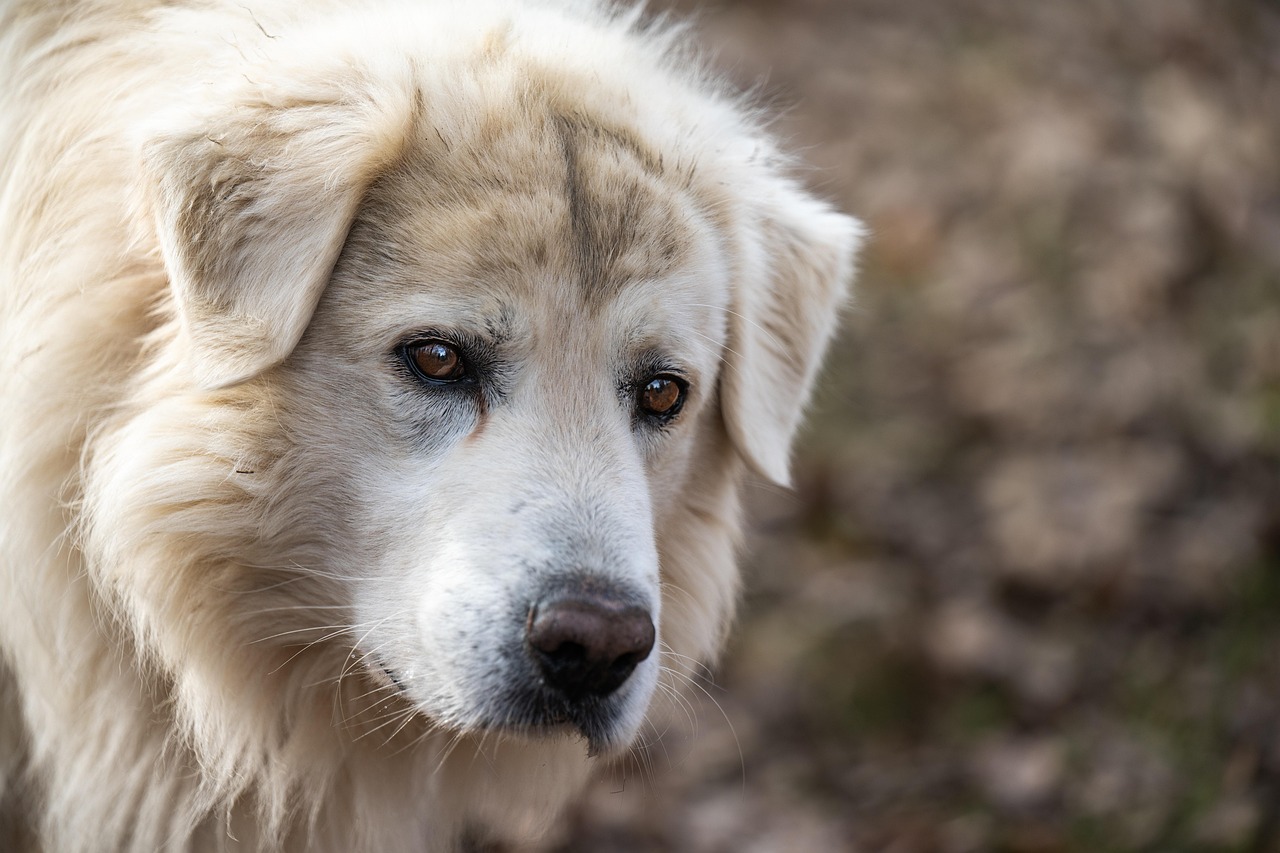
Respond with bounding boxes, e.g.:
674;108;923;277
636;372;689;424
396;337;473;386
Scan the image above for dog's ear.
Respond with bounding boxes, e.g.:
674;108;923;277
720;184;864;486
142;86;414;389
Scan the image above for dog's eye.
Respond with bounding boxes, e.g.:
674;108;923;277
638;375;686;420
404;340;466;383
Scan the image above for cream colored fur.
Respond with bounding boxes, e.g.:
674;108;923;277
0;1;862;850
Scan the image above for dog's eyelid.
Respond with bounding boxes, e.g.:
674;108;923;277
630;347;694;384
397;326;480;351
394;331;480;387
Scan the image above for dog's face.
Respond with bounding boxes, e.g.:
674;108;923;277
272;110;733;750
109;11;860;763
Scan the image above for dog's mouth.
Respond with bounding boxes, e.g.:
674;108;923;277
478;687;634;757
364;655;638;755
378;659;604;755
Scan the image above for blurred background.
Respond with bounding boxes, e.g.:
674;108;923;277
554;1;1280;851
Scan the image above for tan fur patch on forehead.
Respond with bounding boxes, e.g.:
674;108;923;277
551;113;691;303
345;97;697;305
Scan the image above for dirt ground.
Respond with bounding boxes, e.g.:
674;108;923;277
551;1;1280;851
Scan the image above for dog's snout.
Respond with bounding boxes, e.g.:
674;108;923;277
527;593;655;700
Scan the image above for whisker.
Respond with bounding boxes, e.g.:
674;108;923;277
663;667;746;795
656;639;718;683
239;603;352;616
247;624;352;645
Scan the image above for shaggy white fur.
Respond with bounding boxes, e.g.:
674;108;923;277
0;1;861;850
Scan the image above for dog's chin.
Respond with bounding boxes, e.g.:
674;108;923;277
484;684;649;758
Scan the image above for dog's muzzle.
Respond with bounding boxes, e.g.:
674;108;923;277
437;572;660;753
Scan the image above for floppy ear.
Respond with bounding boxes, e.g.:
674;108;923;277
142;85;415;389
720;183;864;486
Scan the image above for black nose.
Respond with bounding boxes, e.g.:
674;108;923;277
526;592;655;700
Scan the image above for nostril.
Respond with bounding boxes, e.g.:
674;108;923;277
526;594;655;700
552;641;586;661
539;640;587;673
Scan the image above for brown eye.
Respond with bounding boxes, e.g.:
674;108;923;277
406;340;465;382
639;375;686;419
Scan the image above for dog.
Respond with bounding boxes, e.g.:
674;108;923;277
0;0;861;849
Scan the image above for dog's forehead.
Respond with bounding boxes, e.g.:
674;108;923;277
341;103;711;323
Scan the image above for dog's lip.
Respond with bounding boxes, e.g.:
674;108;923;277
476;716;614;757
474;684;632;757
366;679;630;757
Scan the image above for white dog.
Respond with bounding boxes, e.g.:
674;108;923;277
0;1;861;850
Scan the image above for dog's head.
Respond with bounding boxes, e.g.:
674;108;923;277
110;7;860;761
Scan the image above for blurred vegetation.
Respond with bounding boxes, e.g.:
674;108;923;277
555;1;1280;850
